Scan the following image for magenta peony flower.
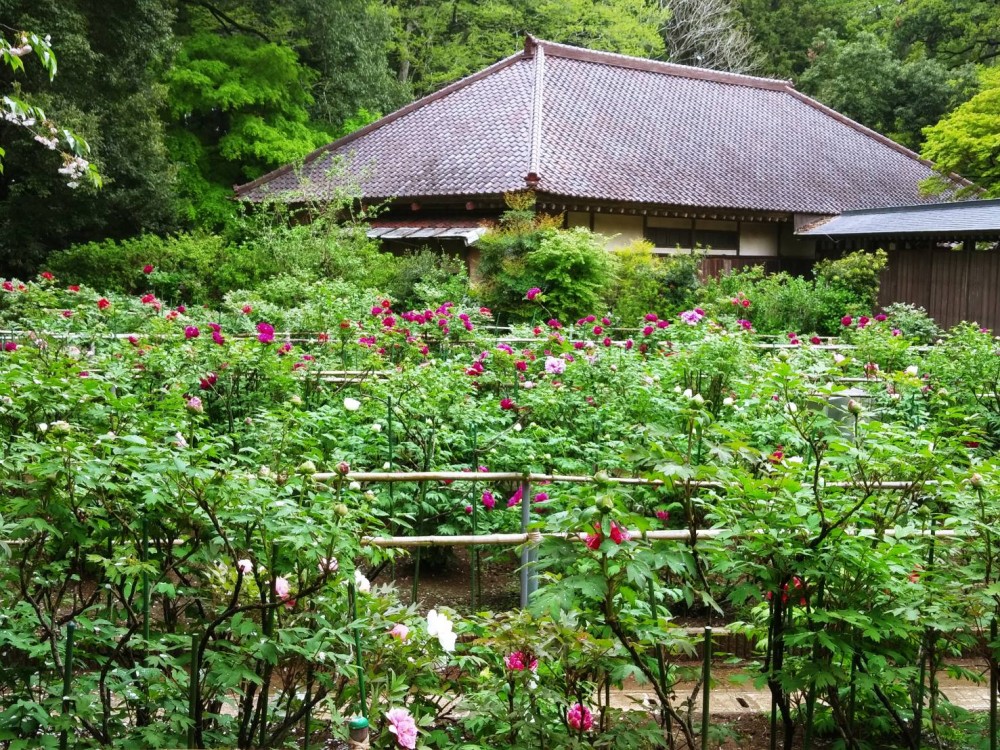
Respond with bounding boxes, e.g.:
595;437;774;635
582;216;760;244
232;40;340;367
567;703;593;731
3;341;17;352
482;490;496;510
142;264;154;274
500;398;516;410
525;287;541;301
184;326;200;340
504;650;538;671
256;322;275;343
841;315;853;326
507;485;524;507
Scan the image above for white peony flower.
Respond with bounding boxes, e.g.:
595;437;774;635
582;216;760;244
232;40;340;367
343;397;361;411
427;609;457;652
354;569;371;594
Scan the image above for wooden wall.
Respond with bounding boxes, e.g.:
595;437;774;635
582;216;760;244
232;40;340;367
878;243;1000;330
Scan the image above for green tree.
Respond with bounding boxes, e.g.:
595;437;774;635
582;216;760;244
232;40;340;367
0;0;176;274
164;30;332;228
921;67;1000;196
889;0;1000;67
386;0;668;96
799;30;977;150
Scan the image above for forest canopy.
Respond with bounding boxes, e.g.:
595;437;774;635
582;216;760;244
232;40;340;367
1;0;997;271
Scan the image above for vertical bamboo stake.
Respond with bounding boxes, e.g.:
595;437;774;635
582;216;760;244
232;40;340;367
304;664;313;750
991;617;997;750
386;397;395;581
59;621;75;750
519;478;533;607
187;631;199;750
469;425;479;609
141;516;150;644
702;627;711;750
349;582;368;718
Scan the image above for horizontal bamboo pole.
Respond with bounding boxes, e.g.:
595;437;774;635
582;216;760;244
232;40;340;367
0;527;964;548
316;470;930;492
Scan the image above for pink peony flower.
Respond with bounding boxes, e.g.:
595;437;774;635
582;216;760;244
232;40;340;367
274;576;290;599
241;304;252;314
482;490;496;510
62;310;72;318
567;703;593;731
525;287;541;300
642;325;654;336
655;509;669;521
385;707;418;749
186;396;203;413
236;559;253;574
533;492;549;503
875;313;887;322
389;623;410;641
318;557;339;574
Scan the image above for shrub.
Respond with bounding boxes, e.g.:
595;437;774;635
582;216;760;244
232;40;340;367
607;241;701;322
814;248;889;309
475;192;612;321
389;249;469;310
882;301;941;343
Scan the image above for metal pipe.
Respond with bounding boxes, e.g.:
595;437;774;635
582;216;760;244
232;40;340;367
702;627;712;750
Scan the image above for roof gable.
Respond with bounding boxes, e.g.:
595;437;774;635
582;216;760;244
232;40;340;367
236;37;963;214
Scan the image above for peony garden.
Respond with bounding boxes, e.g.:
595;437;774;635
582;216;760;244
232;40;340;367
1;261;999;750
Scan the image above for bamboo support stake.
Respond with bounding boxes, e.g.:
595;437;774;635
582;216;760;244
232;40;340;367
519;478;533;607
59;621;76;750
702;627;712;750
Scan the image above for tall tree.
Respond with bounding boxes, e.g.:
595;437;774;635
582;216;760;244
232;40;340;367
659;0;762;73
799;30;977;150
386;0;668;96
0;0;177;273
921;67;1000;196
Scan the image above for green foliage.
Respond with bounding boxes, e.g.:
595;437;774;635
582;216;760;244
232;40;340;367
45;206;396;303
813;247;889;309
389;249;469;310
0;0;176;273
799;30;977;149
387;0;667;95
475;193;613;322
882;302;941;344
0;276;996;749
922;67;1000;196
607;240;701;321
164;31;332;229
701;266;862;335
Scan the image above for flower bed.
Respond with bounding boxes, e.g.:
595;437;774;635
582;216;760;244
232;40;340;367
0;273;997;749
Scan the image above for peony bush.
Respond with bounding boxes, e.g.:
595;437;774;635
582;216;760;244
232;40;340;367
0;270;997;749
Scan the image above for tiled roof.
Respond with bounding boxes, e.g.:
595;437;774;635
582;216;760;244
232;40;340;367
235;37;965;214
798;199;1000;237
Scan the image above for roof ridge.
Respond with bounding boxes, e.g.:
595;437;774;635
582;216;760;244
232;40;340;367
531;37;793;91
525;40;545;188
234;47;529;198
